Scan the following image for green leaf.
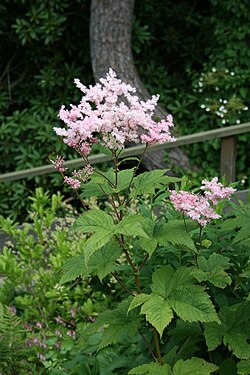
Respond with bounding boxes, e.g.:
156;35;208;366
117;157;140;166
71;209;114;234
173;357;218;375
219;359;237;375
80;181;112;197
92;143;113;156
151;266;219;324
155;220;196;252
116;169;135;192
139;237;158;256
131;169;171;197
140;294;174;337
128;362;171;375
87;240;121;280
116;214;149;238
240;264;250;278
91;168;134;193
169;286;219;323
59;255;88;285
203;322;223;351
193;253;231;288
96;349;128;375
128;293;150;313
204;302;250;358
137;218;158;257
221;210;250;245
237;359;250;375
84;230;114;264
151;265;175;298
83;300;141;350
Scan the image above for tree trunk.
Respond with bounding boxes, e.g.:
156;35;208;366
90;0;190;171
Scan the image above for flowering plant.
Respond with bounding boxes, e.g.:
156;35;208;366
50;70;250;375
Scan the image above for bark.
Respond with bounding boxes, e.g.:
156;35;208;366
90;0;190;171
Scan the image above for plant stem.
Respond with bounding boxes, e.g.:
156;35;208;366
152;328;163;364
124;144;148;202
139;254;149;270
111;272;135;296
183;213;188;232
138;328;157;361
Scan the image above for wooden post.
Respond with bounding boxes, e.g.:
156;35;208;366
220;136;237;183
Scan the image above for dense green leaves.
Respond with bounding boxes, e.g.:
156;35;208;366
129;362;171;374
129;358;218;374
193;253;231;288
130;170;180;197
140;294;174;337
155;220;197;252
237;359;250;375
83;300;142;350
129;265;219;336
116;214;149;238
59;255;87;285
71;209;114;234
172;357;218;374
204;301;250;359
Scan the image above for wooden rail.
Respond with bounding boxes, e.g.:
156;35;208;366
0;122;249;183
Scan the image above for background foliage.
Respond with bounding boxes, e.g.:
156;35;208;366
0;0;249;219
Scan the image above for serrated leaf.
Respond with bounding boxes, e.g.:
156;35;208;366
140;294;173;337
131;169;170;197
96;350;128;375
84;230;114;263
237;359;250;375
173;357;218;375
91;168;134;193
128;362;171;375
139;237;158;257
155;220;196;252
59;255;88;285
83;300;141;350
168;285;220;323
87;240;121;280
233;225;250;244
128;293;150;313
137;218;158;256
204;302;250;359
116;169;135;192
203;322;223;351
224;332;250;359
99;308;141;349
151;266;219;324
71;209;114;233
151;265;175;298
193;253;231;288
115;214;149;238
221;211;250;245
80;182;112;197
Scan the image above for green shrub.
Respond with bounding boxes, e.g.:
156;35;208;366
0;188;111;374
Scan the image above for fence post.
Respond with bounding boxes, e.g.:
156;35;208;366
220;136;236;183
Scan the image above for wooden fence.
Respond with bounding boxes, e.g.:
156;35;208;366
0;122;250;187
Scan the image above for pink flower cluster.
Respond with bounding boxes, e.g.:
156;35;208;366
50;156;93;190
201;177;236;204
54;69;176;155
170;178;236;226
